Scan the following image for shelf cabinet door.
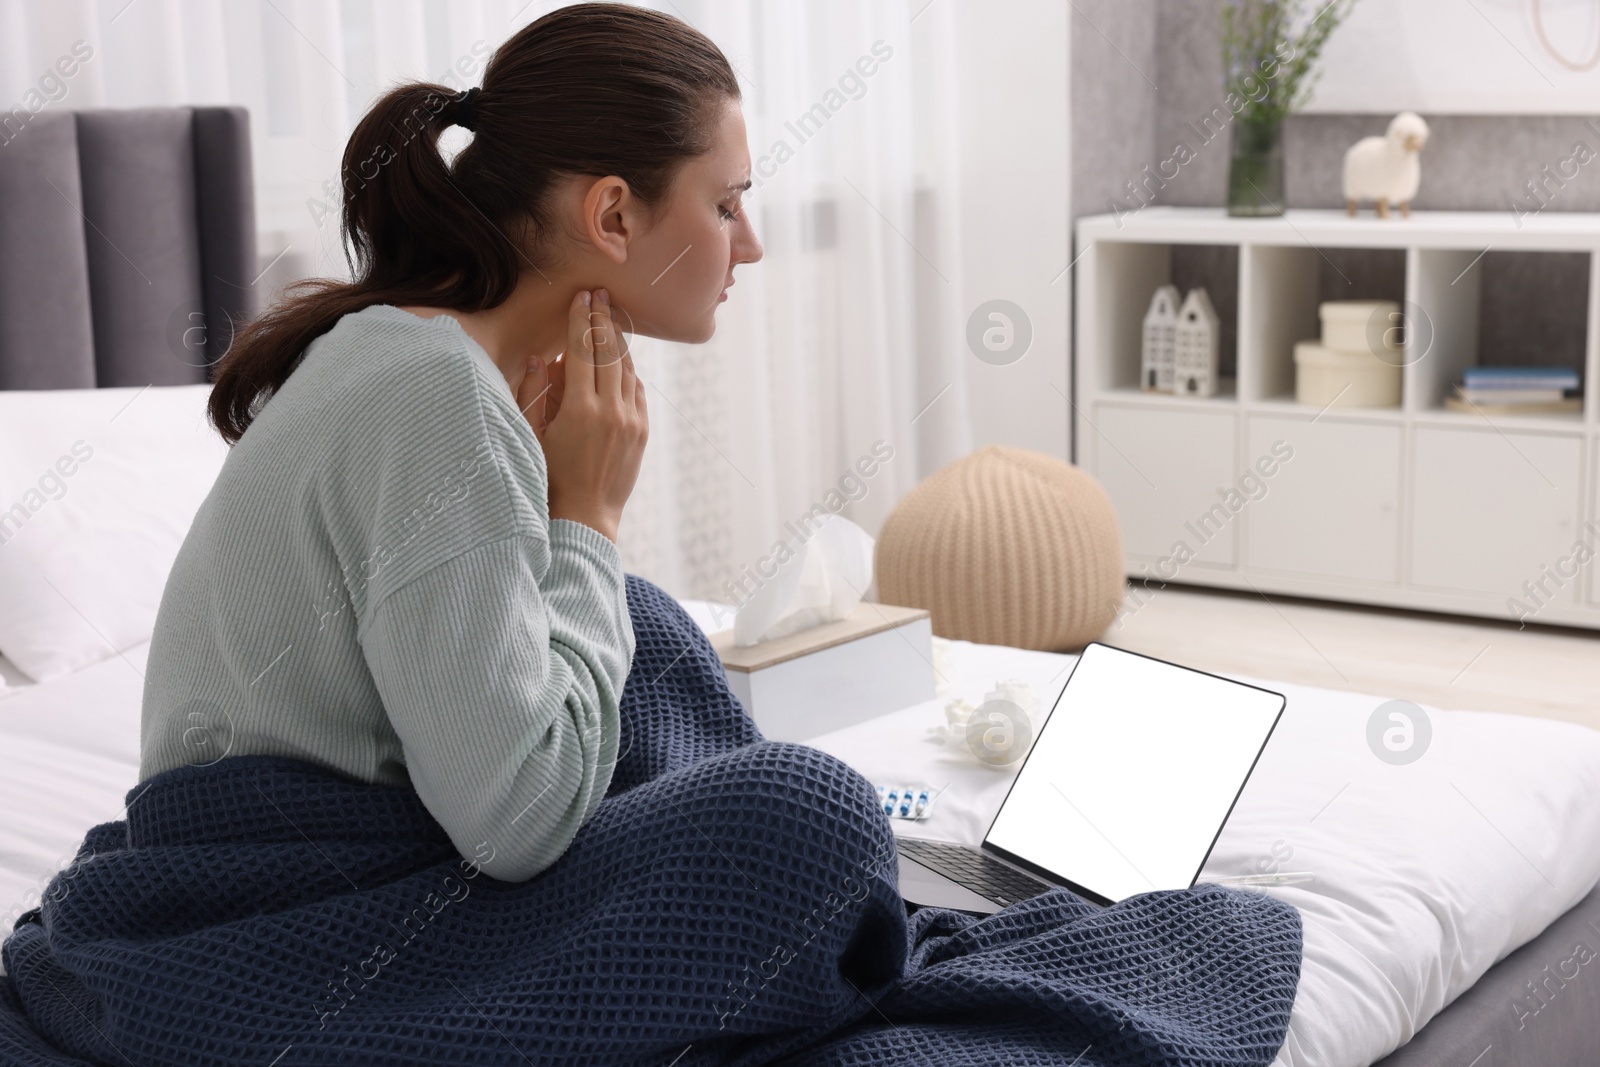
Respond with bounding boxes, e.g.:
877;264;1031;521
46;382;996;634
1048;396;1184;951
1244;417;1402;584
1409;427;1583;599
1090;404;1237;568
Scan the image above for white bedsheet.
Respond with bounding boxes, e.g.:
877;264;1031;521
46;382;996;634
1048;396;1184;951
0;641;149;932
5;615;1600;1067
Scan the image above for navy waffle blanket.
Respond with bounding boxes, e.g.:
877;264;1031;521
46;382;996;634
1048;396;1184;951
1;574;1302;1066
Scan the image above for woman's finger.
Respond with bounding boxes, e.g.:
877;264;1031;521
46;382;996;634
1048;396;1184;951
591;289;622;398
547;353;566;417
565;289;596;396
620;353;637;420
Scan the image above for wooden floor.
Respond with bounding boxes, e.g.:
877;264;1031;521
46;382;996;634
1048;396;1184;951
1100;583;1600;732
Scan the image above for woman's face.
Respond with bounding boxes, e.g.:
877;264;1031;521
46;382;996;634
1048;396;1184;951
603;98;763;344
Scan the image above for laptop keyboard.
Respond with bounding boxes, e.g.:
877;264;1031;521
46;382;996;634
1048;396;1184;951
896;838;1056;907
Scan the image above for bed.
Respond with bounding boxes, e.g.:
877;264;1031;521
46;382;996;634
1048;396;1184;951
5;618;1600;1066
4;105;1600;1067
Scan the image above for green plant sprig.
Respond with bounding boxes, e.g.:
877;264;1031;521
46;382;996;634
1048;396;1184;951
1222;0;1359;130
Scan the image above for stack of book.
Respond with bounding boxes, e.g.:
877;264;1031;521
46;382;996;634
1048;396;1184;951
1446;366;1582;416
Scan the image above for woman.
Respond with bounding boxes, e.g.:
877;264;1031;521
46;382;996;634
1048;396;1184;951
0;6;1303;1065
136;1;761;884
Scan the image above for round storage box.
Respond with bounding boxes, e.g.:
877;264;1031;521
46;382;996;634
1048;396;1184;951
1320;299;1400;354
1294;341;1401;408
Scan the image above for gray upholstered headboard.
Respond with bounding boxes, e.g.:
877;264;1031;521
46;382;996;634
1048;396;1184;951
0;106;257;390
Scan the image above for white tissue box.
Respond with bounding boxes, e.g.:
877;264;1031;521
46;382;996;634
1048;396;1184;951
709;603;934;742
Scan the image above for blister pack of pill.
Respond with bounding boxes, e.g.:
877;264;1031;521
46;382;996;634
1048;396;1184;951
877;784;939;820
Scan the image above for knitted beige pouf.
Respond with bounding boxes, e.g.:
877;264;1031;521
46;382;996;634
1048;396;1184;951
875;445;1124;651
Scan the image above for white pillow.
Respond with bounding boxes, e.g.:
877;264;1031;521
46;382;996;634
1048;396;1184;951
0;384;229;683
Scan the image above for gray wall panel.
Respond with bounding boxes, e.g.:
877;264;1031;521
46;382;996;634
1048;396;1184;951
1071;0;1159;226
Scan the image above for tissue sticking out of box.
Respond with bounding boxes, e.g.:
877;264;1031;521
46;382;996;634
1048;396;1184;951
929;678;1042;767
733;514;876;647
931;636;957;696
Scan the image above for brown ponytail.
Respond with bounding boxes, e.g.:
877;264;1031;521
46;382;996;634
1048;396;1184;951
207;2;739;445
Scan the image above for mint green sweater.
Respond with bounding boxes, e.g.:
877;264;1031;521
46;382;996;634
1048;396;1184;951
139;304;635;882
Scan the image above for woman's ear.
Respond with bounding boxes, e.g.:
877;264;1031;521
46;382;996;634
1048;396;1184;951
582;176;635;266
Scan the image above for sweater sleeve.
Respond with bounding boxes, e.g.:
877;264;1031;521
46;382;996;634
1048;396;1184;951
359;518;635;882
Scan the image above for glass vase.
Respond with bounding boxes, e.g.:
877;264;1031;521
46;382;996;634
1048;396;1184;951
1226;119;1285;217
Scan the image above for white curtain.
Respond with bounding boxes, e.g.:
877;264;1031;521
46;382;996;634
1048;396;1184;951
0;0;976;605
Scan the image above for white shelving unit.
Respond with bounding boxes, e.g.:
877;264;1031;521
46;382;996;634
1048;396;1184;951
1074;207;1600;630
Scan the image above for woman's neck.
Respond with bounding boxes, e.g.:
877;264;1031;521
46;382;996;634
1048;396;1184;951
398;274;573;392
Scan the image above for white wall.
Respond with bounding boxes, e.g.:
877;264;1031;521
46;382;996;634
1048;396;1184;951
1305;0;1600;114
951;0;1072;462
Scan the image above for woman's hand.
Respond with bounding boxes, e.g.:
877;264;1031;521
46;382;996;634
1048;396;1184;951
515;288;648;544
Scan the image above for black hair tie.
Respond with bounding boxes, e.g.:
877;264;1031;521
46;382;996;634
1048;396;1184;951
453;86;481;131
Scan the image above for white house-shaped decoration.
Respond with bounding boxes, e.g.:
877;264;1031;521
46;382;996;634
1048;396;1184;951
1140;284;1180;392
1173;287;1220;397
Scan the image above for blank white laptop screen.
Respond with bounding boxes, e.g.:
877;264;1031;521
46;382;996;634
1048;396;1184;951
983;642;1285;905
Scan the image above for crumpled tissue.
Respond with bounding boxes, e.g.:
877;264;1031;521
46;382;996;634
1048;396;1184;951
929;678;1042;766
733;514;876;647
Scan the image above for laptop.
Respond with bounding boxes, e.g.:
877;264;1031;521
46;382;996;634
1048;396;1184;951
896;642;1286;913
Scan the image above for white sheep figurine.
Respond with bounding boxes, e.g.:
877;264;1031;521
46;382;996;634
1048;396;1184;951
1343;111;1430;219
